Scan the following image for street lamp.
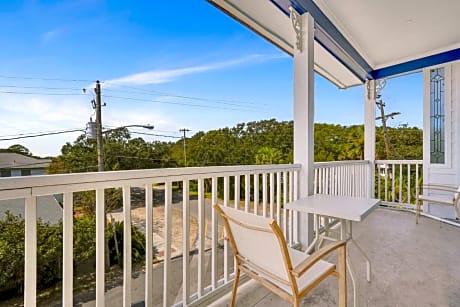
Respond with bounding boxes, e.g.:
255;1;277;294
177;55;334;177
86;122;154;171
102;124;154;135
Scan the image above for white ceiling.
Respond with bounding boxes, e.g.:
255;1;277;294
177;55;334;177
314;0;460;69
210;0;460;88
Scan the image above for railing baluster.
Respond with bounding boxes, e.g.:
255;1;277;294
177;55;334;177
270;172;275;219
223;176;230;283
123;186;132;307
407;164;411;204
234;175;240;209
63;192;73;306
262;173;267;217
283;171;288;238
392;163;396;202
384;165;388;201
211;177;218;290
197;178;205;297
313;168;318;194
96;189;105;307
293;171;299;243
399;164;403;203
163;181;172;307
182;180;190;305
254;173;259;215
145;183;153;306
244;174;250;213
24;196;37;307
276;172;281;225
415;162;420;202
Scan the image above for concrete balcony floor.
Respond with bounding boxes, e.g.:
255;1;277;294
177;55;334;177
211;208;460;307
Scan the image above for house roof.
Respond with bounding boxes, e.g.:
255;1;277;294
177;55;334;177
0;153;51;170
209;0;460;88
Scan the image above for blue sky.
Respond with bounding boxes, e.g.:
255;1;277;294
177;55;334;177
0;1;423;157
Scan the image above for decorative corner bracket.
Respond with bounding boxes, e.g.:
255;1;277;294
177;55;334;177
289;6;302;52
366;80;375;101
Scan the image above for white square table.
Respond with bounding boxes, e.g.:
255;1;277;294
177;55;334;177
285;194;380;307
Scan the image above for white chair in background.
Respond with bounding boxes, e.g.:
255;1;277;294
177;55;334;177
416;184;460;224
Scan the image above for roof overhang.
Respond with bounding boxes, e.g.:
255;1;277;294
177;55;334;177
209;0;460;88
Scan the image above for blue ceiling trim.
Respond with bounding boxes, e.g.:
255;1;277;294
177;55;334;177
371;48;460;79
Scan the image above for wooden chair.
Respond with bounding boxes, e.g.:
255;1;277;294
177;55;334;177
214;204;347;307
416;184;460;224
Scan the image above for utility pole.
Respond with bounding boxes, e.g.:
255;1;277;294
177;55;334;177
180;128;190;167
95;80;104;172
375;80;400;159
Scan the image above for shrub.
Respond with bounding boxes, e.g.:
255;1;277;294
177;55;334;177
107;221;148;267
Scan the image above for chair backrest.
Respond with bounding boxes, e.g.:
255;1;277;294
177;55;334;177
217;205;291;283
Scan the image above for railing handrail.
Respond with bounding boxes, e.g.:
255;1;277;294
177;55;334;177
375;159;422;164
0;164;301;199
314;160;371;167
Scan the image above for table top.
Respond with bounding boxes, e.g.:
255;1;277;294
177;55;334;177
285;194;381;222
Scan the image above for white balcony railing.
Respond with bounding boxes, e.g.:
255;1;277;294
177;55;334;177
0;164;300;306
374;160;423;208
313;160;372;198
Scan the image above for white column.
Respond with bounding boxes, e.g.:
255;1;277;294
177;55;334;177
364;80;376;198
293;12;314;248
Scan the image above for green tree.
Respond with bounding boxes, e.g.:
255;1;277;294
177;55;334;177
255;146;283;164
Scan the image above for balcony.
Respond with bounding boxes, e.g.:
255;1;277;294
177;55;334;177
0;161;459;306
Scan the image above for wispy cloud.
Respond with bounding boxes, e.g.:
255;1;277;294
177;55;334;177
41;28;64;42
103;53;287;87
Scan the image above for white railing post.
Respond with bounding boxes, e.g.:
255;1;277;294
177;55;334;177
223;176;229;283
270;172;275;219
365;80;376;198
24;196;37;307
163;181;172;307
123;186;132;307
211;176;218;290
262;173;267;217
234;175;240;210
63;192;73;306
244;174;250;213
197;178;205;297
293;11;315;249
182;180;190;305
145;183;153;306
276;172;281;225
253;174;259;215
96;189;105;307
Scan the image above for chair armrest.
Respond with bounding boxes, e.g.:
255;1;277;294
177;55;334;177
291;240;346;278
420;184;458;194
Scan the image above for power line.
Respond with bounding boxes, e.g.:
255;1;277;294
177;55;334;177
0;90;84;96
0;75;94;83
0;129;85;141
102;94;258;111
102;84;263;106
0;128;85;139
0;84;85;91
130;131;181;139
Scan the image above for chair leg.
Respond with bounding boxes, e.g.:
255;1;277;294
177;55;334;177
416;200;420;224
293;296;300;307
230;267;240;307
338;245;347;307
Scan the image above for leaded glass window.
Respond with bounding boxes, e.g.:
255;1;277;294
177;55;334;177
430;67;445;164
